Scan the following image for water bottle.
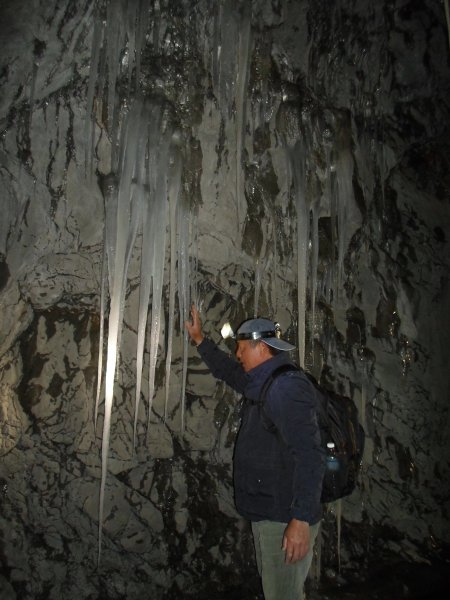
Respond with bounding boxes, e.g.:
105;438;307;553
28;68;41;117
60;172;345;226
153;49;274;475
325;442;340;500
326;442;340;471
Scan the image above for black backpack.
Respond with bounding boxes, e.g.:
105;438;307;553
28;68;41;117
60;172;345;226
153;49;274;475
258;364;365;504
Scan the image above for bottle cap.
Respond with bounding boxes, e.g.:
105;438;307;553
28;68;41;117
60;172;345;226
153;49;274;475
327;442;335;449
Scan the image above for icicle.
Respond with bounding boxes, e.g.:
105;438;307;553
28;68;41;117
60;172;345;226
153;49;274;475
190;204;199;307
359;347;370;432
180;325;190;432
335;148;353;293
290;139;309;368
271;146;293;317
133;106;186;440
253;219;270;318
254;258;262;318
361;379;367;433
177;195;191;432
235;5;252;233
323;141;335;304
271;214;279;316
336;498;342;573
174;137;196;435
98;99;147;564
94;174;117;426
164;143;183;423
134;103;163;443
308;523;322;584
104;174;119;296
310;197;320;346
145;122;173;431
28;61;38;130
94;242;107;426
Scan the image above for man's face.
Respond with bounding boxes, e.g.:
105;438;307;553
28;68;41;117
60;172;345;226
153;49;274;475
235;340;271;372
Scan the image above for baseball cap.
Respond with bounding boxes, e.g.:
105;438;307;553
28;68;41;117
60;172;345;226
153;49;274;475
235;318;296;352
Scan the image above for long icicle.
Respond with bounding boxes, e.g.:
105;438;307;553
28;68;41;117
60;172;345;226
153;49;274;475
335;148;353;293
336;498;342;573
134;102;163;445
310;196;320;349
323;141;334;304
94;195;110;427
177;194;191;432
235;4;252;236
164;144;183;423
94;258;106;426
98;100;144;564
292;139;309;368
190;204;199;307
146;123;173;431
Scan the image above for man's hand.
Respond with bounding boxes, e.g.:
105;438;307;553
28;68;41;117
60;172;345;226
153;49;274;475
282;519;310;564
185;304;204;346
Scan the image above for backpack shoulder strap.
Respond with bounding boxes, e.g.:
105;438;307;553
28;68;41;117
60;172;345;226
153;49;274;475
247;363;300;406
260;363;300;404
248;364;300;432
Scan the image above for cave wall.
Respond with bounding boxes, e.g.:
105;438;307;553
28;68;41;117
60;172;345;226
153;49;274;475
1;1;450;599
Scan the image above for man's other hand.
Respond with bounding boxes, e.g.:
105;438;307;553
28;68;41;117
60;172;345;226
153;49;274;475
282;519;310;564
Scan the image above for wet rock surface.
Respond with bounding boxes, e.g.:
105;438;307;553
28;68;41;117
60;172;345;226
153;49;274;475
1;0;450;598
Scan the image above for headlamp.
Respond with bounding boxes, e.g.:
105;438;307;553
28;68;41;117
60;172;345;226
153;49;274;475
220;322;235;339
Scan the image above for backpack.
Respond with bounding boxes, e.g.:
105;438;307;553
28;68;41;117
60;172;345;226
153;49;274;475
258;364;365;504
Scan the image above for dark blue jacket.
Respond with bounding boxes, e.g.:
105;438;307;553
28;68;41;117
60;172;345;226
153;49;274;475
197;338;325;525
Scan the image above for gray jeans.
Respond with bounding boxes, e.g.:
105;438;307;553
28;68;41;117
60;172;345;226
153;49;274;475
251;520;320;600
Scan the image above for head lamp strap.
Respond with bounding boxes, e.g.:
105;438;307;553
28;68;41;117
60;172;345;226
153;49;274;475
236;330;276;341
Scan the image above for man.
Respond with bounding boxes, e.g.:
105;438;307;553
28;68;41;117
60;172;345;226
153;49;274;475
185;305;325;600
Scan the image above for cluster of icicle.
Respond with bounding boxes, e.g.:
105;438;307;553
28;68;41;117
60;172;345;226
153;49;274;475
93;99;190;562
85;0;194;563
283;122;353;368
84;0;255;565
210;2;354;357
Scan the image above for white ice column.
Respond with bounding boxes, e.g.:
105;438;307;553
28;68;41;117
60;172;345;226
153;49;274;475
290;140;310;368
